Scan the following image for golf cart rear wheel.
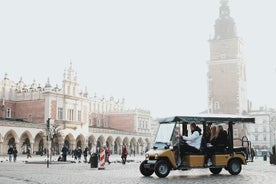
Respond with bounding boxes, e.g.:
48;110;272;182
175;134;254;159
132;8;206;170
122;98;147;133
228;159;242;175
209;168;222;175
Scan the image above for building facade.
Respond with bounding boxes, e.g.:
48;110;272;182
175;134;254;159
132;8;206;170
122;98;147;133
247;108;276;155
0;64;152;156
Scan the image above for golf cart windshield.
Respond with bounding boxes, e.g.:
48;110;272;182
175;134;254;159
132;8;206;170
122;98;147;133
155;123;175;143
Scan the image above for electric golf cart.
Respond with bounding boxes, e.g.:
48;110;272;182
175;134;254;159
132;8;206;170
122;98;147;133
140;115;255;178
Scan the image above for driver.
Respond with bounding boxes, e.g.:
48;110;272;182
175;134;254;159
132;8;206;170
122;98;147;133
179;122;202;160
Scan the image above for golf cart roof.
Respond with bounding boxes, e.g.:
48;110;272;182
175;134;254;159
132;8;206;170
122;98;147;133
159;114;255;124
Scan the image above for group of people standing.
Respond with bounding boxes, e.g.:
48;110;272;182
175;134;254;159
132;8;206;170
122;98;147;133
59;145;113;164
59;146;88;163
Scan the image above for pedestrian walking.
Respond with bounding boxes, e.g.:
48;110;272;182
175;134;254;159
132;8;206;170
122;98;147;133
7;146;13;162
61;145;68;161
26;147;32;158
76;147;82;163
73;148;78;160
105;147;111;164
83;146;89;163
121;144;127;164
13;147;18;162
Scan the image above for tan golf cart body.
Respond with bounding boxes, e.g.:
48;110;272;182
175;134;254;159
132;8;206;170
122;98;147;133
139;115;255;178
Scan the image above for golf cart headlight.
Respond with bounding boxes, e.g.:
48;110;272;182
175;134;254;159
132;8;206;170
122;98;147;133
155;153;159;159
145;153;149;159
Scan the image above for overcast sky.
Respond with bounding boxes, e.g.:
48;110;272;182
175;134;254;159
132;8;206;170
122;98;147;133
1;0;276;118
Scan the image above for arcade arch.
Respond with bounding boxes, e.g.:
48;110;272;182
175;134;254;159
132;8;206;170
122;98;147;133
114;137;122;154
130;138;136;156
137;137;144;155
20;131;32;154
106;136;114;150
34;132;45;155
96;135;105;151
64;133;75;151
3;130;18;155
88;135;96;151
76;134;85;149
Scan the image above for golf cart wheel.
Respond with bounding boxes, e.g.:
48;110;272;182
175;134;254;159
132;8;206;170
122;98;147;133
228;159;242;175
154;160;171;178
140;160;154;177
209;168;222;175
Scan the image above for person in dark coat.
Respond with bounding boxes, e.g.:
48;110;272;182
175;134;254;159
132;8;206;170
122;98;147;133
105;147;111;164
13;147;18;162
210;125;228;152
26;147;32;158
83;146;89;163
121;145;127;164
61;145;68;161
7;146;13;162
76;147;82;163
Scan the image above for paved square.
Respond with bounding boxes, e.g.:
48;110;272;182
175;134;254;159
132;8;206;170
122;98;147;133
1;155;276;184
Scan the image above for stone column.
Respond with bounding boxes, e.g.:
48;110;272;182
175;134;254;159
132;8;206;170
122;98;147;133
30;142;34;155
0;142;3;155
15;138;20;155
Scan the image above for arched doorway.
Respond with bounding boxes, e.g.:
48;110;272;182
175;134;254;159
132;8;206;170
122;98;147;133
20;131;32;154
64;134;75;151
106;136;113;149
96;135;105;153
137;138;144;155
8;137;15;147
114;137;122;154
130;138;136;156
88;135;96;152
34;133;44;155
4;130;18;155
76;134;85;149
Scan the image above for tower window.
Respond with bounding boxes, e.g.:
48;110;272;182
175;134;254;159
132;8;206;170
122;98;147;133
214;101;220;110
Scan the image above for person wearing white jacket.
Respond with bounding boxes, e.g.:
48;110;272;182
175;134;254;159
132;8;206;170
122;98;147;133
180;122;202;157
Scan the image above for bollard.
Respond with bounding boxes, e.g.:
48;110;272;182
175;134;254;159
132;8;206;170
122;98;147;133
98;148;105;170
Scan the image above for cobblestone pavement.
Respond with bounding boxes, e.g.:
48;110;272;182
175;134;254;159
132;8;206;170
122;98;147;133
0;156;276;184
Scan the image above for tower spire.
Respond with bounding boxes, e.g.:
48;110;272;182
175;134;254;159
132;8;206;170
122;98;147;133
214;0;236;39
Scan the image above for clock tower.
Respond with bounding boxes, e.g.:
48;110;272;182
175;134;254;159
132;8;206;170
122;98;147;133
208;0;248;115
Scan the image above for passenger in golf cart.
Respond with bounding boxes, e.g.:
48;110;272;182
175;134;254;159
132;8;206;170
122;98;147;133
176;122;229;166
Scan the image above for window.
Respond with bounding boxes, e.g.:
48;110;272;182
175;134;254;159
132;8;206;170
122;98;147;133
67;86;70;95
78;111;81;122
6;108;11;118
67;109;74;121
97;119;101;127
58;108;63;120
255;136;258;141
103;119;108;127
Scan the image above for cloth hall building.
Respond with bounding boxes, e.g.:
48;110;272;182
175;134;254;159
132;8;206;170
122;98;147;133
0;64;152;156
